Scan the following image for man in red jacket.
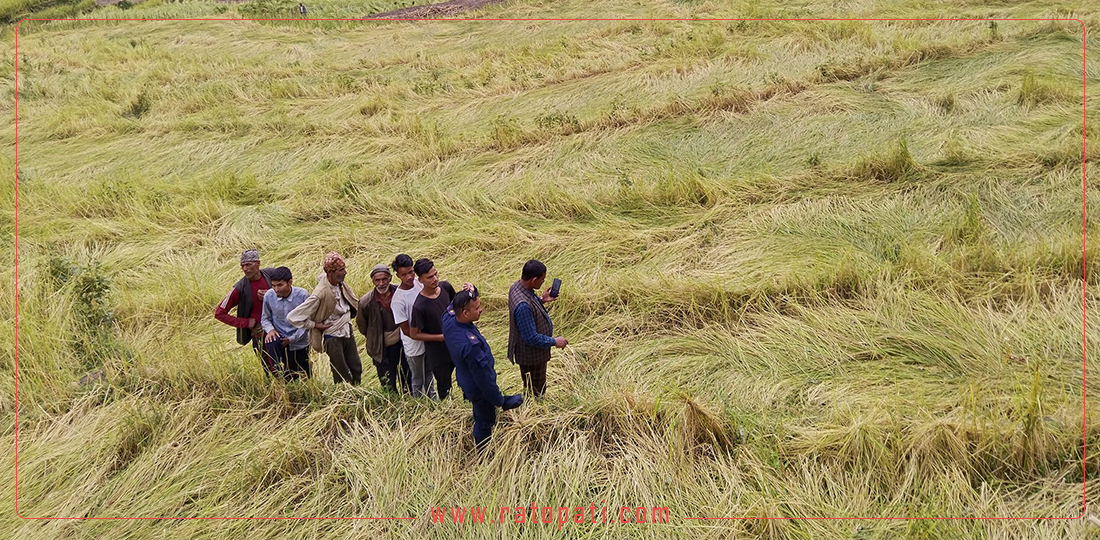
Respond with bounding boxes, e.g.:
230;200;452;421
214;249;276;375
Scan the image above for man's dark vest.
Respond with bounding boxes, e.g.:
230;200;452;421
232;268;273;345
507;280;552;366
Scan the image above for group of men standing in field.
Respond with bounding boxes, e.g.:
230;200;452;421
214;249;568;446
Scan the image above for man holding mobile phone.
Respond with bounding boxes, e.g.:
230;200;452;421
507;259;567;398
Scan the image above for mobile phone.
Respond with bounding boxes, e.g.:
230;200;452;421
549;278;562;298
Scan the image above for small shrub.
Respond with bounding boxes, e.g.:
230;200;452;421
816;56;890;82
475;64;494;86
124;87;152;119
850;140;920;183
617;171;633;189
490;115;523;149
947;194;986;246
61;261;131;369
41;255;78;291
411;79;440;95
1017;73;1074;107
400;115;444;149
703;83;754;113
604;98;639;126
933;92;956;113
333;73;355;92
533;110;580;133
940;131;972;166
338;177;360;200
239;0;284;18
74;262;114;331
680;395;736;455
207;171;273;206
807;152;822;168
825;252;867;299
111;406;163;474
644;170;721;207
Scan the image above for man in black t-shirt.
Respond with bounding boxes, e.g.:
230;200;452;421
409;258;470;400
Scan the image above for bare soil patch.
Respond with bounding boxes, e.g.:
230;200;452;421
366;0;507;19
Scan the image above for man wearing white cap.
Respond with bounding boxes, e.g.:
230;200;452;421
215;249;278;375
356;264;409;393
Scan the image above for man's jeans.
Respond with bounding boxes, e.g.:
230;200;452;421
406;352;437;399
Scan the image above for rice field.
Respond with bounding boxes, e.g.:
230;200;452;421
1;0;1098;538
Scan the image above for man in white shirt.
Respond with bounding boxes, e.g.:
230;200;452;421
390;254;435;398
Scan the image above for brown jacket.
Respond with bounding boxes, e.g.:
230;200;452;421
287;277;359;353
356;284;399;361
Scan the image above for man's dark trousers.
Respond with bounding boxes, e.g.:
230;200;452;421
374;342;402;392
263;340;311;380
324;335;362;385
253;337;280;377
398;352;412;393
471;397;497;448
432;362;454;400
519;362;547;397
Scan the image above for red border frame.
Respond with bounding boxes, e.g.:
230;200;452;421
10;15;1091;523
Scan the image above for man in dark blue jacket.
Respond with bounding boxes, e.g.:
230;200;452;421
443;286;523;448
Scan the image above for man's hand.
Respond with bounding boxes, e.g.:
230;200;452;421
313;322;331;331
540;289;557;304
502;394;523;410
554;337;568;348
257;288;268;299
249;318;258;329
280;338;290;347
462;282;474;292
264;329;281;344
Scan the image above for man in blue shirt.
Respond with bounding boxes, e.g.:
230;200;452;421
443;286;523;448
261;266;311;380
